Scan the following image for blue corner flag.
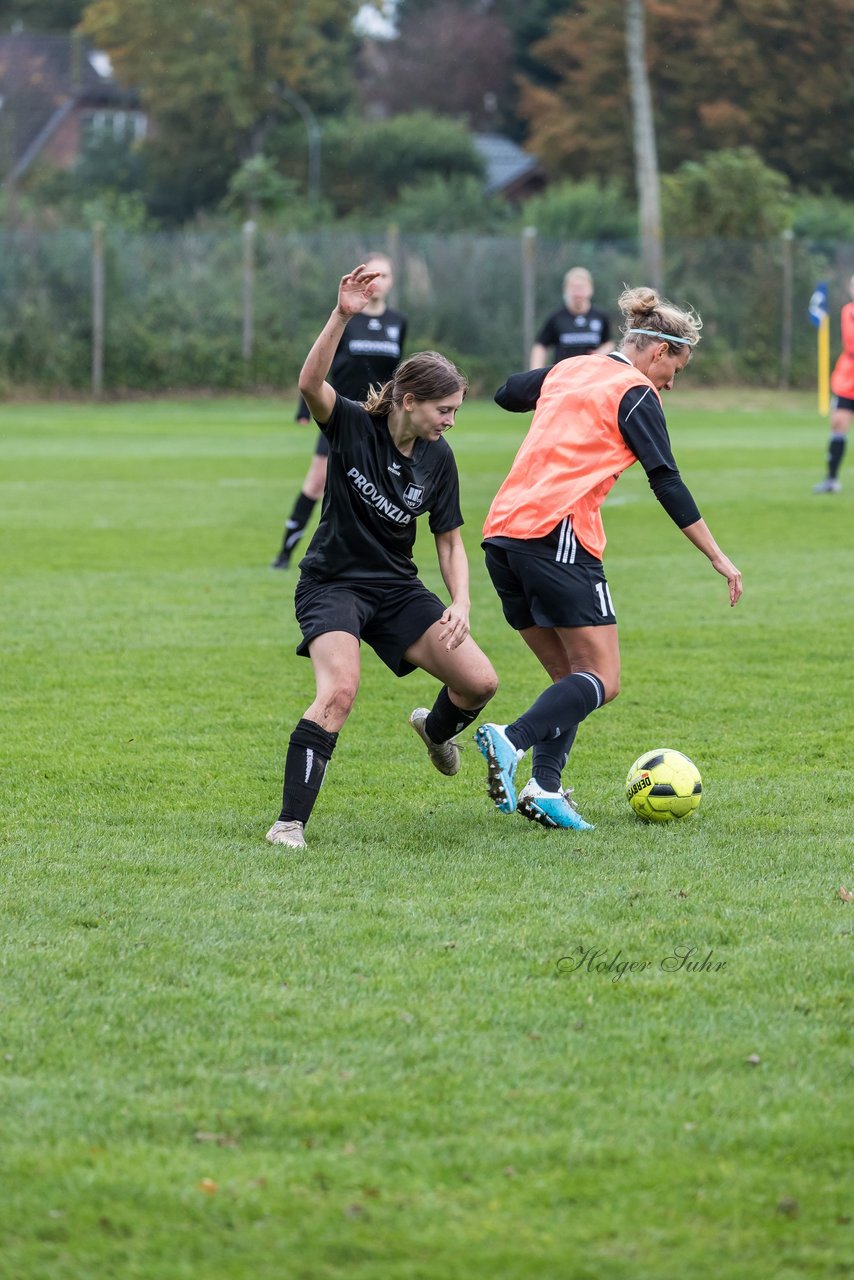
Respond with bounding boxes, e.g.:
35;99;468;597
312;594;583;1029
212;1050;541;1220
808;282;829;327
809;282;831;414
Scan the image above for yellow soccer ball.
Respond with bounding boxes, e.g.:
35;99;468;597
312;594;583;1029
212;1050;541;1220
626;749;703;822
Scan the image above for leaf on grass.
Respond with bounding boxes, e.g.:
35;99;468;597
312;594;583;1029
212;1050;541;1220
745;1053;761;1066
194;1131;238;1147
198;1179;217;1194
776;1196;800;1218
838;886;854;902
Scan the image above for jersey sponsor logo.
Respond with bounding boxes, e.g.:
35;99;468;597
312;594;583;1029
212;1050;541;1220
402;483;424;510
346;467;412;524
559;326;601;345
348;339;402;356
388;461;401;475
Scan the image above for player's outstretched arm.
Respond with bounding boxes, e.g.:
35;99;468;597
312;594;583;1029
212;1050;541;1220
679;518;743;606
298;265;380;425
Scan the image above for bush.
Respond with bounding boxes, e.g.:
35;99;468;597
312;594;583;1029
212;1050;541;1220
382;175;512;234
792;193;854;244
662;148;792;239
518;179;636;241
272;112;484;217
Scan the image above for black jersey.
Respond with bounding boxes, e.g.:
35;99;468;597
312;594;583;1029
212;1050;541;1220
296;308;408;419
536;305;611;364
298;394;463;582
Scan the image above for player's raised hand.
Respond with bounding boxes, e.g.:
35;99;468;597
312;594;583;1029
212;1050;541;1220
337;265;381;318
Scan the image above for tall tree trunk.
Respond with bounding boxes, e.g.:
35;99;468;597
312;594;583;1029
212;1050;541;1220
625;0;663;290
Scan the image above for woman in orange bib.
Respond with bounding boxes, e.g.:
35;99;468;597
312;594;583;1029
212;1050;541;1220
475;286;743;831
813;273;854;494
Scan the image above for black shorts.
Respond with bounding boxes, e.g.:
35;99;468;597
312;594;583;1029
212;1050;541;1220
833;395;854;413
294;574;447;676
484;539;617;630
314;432;330;458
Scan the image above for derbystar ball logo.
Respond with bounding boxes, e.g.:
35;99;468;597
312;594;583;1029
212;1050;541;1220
346;467;412;524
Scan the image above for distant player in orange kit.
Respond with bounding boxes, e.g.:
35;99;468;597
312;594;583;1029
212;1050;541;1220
813;272;854;493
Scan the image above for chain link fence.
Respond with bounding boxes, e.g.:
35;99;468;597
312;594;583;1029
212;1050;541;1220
0;225;851;395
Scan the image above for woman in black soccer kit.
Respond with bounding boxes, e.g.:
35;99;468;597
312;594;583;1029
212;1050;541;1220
266;264;498;849
271;252;407;568
476;286;742;832
529;266;613;369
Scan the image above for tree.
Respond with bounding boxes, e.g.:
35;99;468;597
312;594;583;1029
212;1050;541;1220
662;148;792;239
387;0;577;137
625;0;661;287
362;1;513;130
518;0;854;198
0;1;87;27
274;111;484;218
518;178;636;241
80;0;364;217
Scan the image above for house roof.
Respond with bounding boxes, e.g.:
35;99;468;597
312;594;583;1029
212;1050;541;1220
0;32;138;182
472;132;545;199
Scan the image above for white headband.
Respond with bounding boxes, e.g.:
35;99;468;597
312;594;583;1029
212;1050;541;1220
627;327;693;346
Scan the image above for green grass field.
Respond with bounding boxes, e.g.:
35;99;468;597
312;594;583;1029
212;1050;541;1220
2;391;852;1279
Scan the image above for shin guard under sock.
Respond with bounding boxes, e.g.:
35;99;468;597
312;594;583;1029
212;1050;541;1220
506;672;605;755
279;718;338;826
828;434;847;480
532;724;579;794
281;492;317;556
425;685;485;744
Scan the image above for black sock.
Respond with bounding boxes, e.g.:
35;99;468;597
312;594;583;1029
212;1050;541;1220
424;685;485;743
505;672;605;753
279;718;338;826
828;434;847;480
280;492;317;556
532;724;578;794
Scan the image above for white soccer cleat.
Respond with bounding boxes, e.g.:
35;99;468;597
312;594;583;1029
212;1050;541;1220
517;778;594;831
266;820;306;849
409;707;461;776
812;478;841;493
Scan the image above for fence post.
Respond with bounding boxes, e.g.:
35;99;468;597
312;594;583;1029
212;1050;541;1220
521;225;537;367
242;219;256;362
91;221;105;398
386;222;400;307
780;228;794;389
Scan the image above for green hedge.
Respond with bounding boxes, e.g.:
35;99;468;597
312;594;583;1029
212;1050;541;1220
0;227;850;394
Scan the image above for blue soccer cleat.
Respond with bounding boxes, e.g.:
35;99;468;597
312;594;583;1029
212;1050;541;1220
475;723;523;814
517;779;594;831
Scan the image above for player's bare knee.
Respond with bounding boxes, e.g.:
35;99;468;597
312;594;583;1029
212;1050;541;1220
324;683;358;720
475;668;499;705
452;665;497;709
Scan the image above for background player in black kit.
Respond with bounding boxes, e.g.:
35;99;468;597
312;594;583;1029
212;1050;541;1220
271;252;407;568
529;265;613;370
266;264;498;850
